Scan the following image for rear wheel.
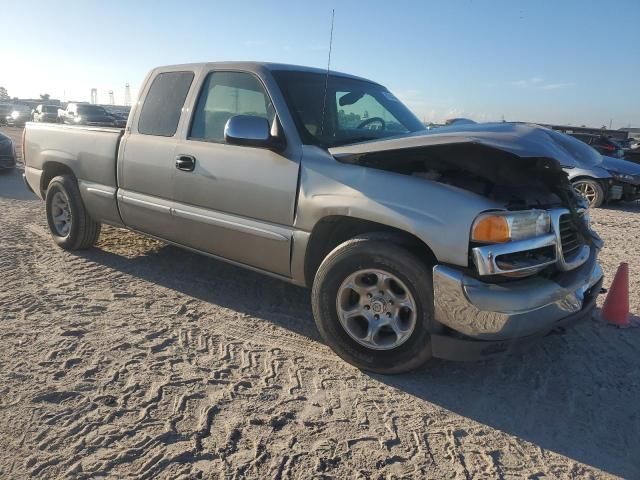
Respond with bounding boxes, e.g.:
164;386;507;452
45;175;101;250
311;236;434;374
572;179;605;208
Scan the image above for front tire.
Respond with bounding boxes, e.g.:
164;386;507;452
311;236;434;374
45;175;101;250
572;178;605;208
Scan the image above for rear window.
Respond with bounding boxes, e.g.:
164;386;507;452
138;71;194;137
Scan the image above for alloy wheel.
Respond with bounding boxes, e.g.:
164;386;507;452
336;269;417;350
51;191;72;236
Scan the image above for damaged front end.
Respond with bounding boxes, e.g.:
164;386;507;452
330;123;603;280
330;123;605;352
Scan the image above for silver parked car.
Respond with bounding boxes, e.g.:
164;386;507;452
23;62;603;373
33;104;61;123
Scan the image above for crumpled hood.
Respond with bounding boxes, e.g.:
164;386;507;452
329;122;603;169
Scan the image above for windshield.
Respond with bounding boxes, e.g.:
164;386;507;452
77;105;107;115
43;105;58;113
272;71;425;148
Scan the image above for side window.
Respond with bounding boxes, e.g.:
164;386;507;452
138;71;194;137
190;71;275;142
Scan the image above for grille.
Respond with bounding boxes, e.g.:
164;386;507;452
559;214;583;259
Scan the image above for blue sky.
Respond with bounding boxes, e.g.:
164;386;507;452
1;0;638;127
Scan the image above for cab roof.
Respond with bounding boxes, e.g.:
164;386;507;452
153;61;380;85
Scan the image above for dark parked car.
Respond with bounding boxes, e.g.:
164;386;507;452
5;104;33;126
622;140;640;164
33;104;60;123
566;154;640;207
103;105;130;128
0;131;16;171
60;103;116;127
600;156;640;202
569;133;624;158
0;104;13;125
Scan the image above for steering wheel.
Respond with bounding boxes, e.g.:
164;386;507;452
357;117;386;131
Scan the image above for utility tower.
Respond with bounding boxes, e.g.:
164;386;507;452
124;83;131;106
108;90;115;105
90;88;98;104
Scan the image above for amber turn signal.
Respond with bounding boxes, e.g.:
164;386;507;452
472;215;510;243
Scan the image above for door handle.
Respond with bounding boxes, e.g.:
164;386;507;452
175;154;196;172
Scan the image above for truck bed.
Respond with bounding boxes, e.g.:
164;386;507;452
24;122;125;226
24;122;124;190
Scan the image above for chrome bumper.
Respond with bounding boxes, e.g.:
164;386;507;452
432;253;603;340
471;208;596;276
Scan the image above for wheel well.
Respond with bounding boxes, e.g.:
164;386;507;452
41;162;76;196
571;176;599;183
303;216;437;287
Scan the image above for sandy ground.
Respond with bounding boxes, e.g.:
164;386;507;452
1;125;638;479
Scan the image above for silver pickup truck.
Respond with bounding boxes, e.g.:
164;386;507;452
23;62;604;373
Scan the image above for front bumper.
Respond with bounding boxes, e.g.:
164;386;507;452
431;252;603;360
608;181;640;202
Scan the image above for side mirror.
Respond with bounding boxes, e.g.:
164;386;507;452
224;115;278;149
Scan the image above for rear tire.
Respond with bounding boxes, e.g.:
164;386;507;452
311;236;434;374
45;175;101;250
572;179;605;208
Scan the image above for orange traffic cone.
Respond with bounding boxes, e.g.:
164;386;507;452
601;262;630;327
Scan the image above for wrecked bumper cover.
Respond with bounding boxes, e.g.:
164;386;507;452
431;253;603;360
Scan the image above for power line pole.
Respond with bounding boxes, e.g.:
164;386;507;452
124;83;131;106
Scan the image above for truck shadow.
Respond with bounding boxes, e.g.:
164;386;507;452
377;332;639;479
0;168;38;201
82;239;320;341
77;239;638;479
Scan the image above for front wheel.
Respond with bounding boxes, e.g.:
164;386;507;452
572;179;605;208
45;175;101;250
311;236;434;374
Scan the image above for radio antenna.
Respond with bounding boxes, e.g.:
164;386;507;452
320;9;335;136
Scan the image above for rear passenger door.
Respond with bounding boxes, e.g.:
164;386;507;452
171;70;300;276
118;70;195;241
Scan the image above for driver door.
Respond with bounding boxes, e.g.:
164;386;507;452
171;70;300;276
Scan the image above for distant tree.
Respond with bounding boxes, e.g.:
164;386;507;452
0;87;8;101
40;93;50;101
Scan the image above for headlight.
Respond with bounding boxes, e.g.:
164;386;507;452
610;171;634;182
472;210;551;244
74;116;82;122
11;111;20;119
